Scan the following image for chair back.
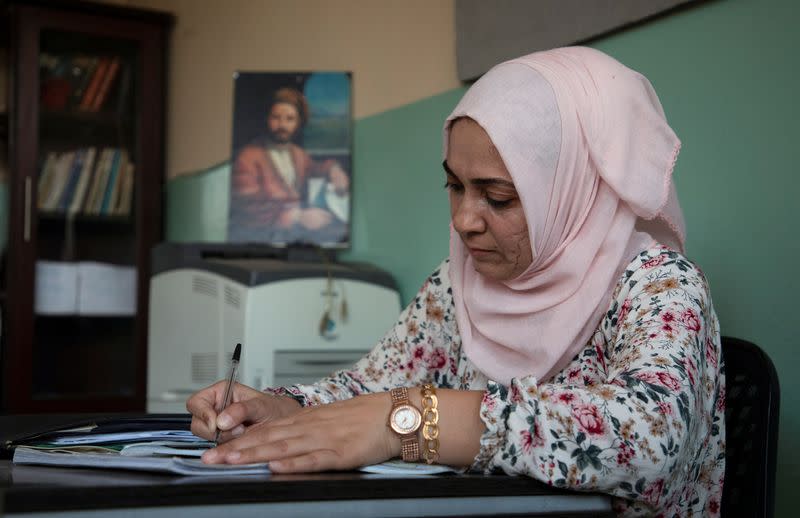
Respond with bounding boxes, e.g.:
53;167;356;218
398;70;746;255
721;336;780;518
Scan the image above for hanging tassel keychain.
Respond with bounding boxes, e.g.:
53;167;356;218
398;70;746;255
319;262;335;337
339;280;349;322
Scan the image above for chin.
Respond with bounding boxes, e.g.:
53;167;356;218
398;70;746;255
472;262;509;282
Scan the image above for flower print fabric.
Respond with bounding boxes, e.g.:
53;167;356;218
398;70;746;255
266;246;725;517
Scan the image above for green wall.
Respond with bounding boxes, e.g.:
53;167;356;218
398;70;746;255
592;2;798;516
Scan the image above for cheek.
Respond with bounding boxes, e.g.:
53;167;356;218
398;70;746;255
498;217;532;266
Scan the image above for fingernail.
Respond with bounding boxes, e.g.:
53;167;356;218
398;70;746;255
226;451;241;462
231;425;245;437
218;415;232;429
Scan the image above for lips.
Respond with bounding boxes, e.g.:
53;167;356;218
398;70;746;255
467;247;496;260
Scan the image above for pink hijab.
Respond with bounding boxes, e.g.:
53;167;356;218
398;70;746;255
445;47;685;384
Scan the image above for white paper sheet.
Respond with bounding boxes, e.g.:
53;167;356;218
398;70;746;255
34;261;137;316
77;261;137;315
359;459;460;475
13;447;270;476
35;261;79;315
50;430;198;446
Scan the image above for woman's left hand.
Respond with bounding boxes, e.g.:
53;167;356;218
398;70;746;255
201;392;397;473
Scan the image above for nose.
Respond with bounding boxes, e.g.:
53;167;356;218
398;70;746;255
451;196;485;236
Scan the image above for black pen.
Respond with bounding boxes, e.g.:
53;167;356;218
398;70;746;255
214;343;242;445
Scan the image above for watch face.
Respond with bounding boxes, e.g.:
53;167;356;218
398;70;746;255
390;404;421;434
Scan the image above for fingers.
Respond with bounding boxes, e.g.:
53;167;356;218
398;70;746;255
205;424;243;445
269;451;341;473
215;391;290;438
207;435;343;473
186;381;227;440
219;395;267;428
202;424;307;465
187;380;261;440
211;401;257;443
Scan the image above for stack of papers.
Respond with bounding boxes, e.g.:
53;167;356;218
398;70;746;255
9;415;460;477
48;430;199;446
13;447;270;476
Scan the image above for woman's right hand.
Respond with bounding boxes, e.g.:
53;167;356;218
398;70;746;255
186;381;301;443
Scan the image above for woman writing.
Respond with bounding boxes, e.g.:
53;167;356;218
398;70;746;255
187;47;724;517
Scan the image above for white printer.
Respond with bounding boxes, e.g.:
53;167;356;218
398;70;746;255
147;243;402;413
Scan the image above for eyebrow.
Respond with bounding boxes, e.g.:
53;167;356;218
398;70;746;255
442;160;516;188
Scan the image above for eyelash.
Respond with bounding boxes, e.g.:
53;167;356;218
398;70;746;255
443;181;463;192
444;182;512;209
486;198;512;209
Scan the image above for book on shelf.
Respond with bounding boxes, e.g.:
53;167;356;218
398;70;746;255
115;161;135;215
41;151;75;211
55;148;85;211
99;149;123;213
36;147;134;216
39;53;129;114
83;148;110;213
77;56;109;111
90;56;122;112
112;160;135;215
68;147;98;214
67;55;99;109
36;152;59;208
86;148;115;214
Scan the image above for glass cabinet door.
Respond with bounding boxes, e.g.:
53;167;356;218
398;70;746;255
3;3;171;412
32;29;140;401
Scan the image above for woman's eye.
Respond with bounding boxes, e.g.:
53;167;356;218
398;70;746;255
444;182;463;193
487;197;512;208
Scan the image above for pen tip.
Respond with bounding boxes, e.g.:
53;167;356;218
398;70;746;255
233;343;242;362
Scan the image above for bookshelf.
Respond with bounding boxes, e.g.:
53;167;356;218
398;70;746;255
0;0;173;413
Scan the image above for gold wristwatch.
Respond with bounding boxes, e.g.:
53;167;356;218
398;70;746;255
388;387;422;462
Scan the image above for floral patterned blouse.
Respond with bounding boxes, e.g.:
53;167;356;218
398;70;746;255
272;246;725;517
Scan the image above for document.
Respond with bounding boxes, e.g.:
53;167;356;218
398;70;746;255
48;430;199;446
13;447;270;476
359;459;459;476
120;441;210;457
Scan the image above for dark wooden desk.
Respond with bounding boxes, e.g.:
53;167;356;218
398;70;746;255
0;415;614;517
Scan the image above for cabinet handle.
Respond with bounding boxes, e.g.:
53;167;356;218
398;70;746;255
24;176;32;242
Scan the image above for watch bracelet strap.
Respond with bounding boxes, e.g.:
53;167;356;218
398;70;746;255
400;434;420;462
390;386;409;405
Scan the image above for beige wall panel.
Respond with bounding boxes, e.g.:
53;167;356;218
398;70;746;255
110;0;458;178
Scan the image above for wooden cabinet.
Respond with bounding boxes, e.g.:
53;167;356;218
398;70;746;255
1;1;173;412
